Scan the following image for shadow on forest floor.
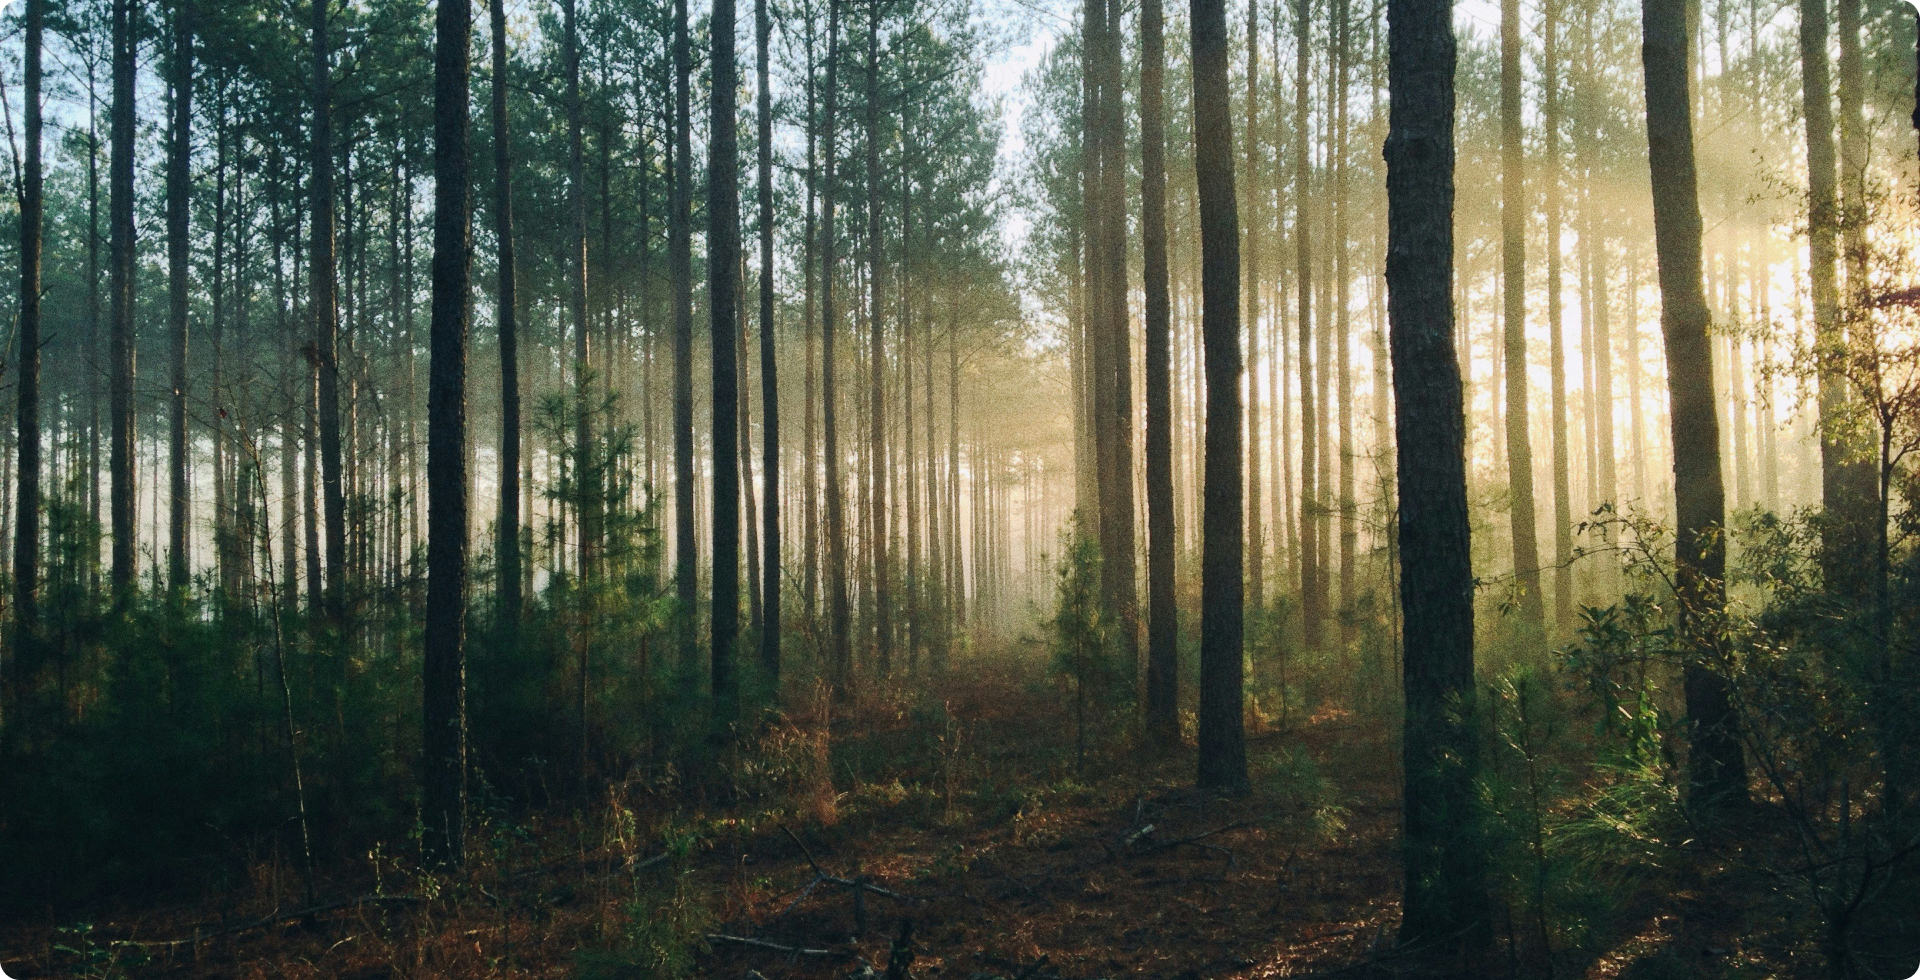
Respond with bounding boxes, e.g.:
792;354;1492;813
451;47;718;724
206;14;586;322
0;647;1780;980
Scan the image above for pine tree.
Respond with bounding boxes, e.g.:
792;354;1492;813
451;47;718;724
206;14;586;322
423;0;472;870
1192;0;1247;796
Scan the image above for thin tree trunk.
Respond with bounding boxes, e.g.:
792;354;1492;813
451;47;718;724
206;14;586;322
1294;0;1322;648
87;54;102;591
672;0;699;666
1244;0;1265;619
803;0;820;617
1502;0;1545;632
109;0;137;602
822;0;852;689
948;302;964;630
1335;0;1356;638
865;1;892;676
1545;0;1574;636
1800;0;1871;598
563;0;597;587
1192;0;1248;795
14;0;42;678
167;1;194;596
902;154;920;671
757;0;781;680
313;0;347;619
422;0;472;870
491;0;521;634
739;256;761;637
710;0;743;741
1143;0;1178;745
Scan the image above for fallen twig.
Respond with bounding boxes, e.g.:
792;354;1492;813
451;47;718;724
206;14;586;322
777;824;918;902
1131;821;1251;857
707;933;851;959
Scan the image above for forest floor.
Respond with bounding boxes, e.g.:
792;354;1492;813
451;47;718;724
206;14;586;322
0;649;1751;980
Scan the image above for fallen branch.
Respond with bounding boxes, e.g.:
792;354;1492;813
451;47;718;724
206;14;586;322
1130;821;1251;857
777;824;918;902
707;933;851;959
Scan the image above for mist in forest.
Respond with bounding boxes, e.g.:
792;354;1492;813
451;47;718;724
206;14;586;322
0;0;1917;975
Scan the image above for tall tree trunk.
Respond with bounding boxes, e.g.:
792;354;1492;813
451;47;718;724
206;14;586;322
672;0;698;667
757;0;781;681
1836;0;1864;294
1501;0;1545;632
822;0;851;689
803;1;821;618
710;0;743;741
491;0;521;635
1096;0;1138;676
902;157;919;671
423;0;472;870
1244;0;1264;619
1386;0;1487;953
1642;0;1746;808
865;0;893;675
14;0;42;682
1192;0;1247;795
947;301;963;630
1335;0;1356;637
561;0;595;796
1833;0;1879;593
1143;0;1179;745
926;290;946;668
1799;0;1869;598
563;0;597;586
109;0;137;602
87;57;102;592
1294;0;1322;649
1545;0;1574;636
167;2;194;596
739;258;762;639
273;161;299;616
312;0;347;619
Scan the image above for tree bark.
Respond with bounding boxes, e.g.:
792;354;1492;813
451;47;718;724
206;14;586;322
1502;0;1545;632
1545;0;1574;636
109;0;137;603
672;0;698;667
1095;0;1138;677
1387;0;1487;953
312;0;347;620
1244;0;1264;619
757;0;781;681
1143;0;1179;745
1334;0;1355;637
1799;0;1870;599
1294;0;1322;649
563;0;597;586
423;0;472;870
491;0;521;635
865;0;894;675
823;0;853;690
167;1;194;596
803;0;821;618
710;0;743;741
1192;0;1248;795
1641;0;1746;809
13;0;42;686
